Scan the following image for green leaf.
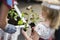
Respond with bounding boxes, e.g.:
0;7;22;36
22;13;25;17
14;16;18;21
18;19;23;25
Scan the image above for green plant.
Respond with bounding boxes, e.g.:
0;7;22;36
22;8;40;24
8;9;28;31
8;9;23;25
8;7;40;31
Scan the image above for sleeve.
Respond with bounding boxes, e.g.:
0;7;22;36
0;29;4;37
2;0;14;9
34;23;55;39
34;23;43;36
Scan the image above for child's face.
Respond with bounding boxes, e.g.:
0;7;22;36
42;10;48;18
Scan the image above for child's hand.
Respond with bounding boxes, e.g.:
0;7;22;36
22;29;27;37
22;29;32;40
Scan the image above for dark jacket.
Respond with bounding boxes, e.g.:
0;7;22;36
55;26;60;40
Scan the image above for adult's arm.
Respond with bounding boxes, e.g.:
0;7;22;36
0;3;9;30
0;0;16;34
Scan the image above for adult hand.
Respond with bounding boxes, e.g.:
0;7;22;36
0;18;7;30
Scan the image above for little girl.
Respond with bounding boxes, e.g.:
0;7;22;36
22;1;60;40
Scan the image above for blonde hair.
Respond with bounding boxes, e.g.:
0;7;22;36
42;6;60;29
